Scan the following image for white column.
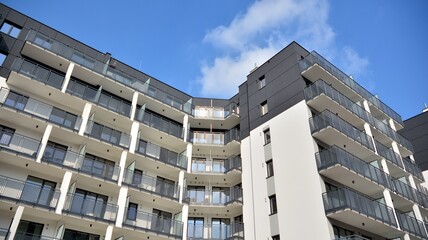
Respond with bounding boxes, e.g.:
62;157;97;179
362;100;371;113
388;118;397;131
56;171;73;214
104;225;114;240
186;143;193;173
61;63;75;93
118;151;128;187
183;114;189;141
129;121;140;154
7;205;24;240
36;124;53;163
178;170;185;203
78;103;92;136
181;204;189;240
130;92;139;121
379;159;400;228
115;187;128;228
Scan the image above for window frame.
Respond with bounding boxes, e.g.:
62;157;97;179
0;22;21;38
269;194;277;215
261;100;268;116
263;129;271;145
259;75;266;89
266;159;274;178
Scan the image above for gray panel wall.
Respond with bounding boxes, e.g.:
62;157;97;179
400;111;428;171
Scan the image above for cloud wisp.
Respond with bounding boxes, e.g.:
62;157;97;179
196;0;370;98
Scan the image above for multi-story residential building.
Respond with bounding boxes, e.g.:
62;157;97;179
0;3;426;240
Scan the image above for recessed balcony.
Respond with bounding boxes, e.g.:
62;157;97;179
397;211;428;239
185;187;243;213
189;128;240;156
402;157;424;182
190;102;240;130
187;221;244;240
84;120;131;150
62;193;118;223
374;140;407;178
0;129;40;159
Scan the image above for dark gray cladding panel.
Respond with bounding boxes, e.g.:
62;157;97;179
192;98;232;107
3;8;26;26
400;111;428;171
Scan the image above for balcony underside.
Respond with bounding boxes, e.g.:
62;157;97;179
188;202;243;216
188;113;240;130
186;171;242;185
138;123;187;152
326;210;402;239
192;141;240;156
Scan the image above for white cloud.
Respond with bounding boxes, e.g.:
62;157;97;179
197;0;370;98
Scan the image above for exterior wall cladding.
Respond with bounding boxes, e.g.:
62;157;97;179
0;3;427;240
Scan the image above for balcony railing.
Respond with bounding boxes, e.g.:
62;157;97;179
322;188;397;227
192;102;239;119
335;236;371;240
187;222;244;239
186;187;243;205
12;57;65;90
14;232;62;240
190;128;240;145
374;140;404;170
299;51;403;126
84;120;131;148
402;157;424;181
123;208;183;238
0;175;60;209
397;211;428;239
135;109;183;139
316;146;391;189
0;88;82;131
62;193;118;222
135;139;188;169
122;169;180;200
0;130;41;158
390;178;420;204
191;156;242;174
417;185;428;209
310;110;375;151
0;228;7;240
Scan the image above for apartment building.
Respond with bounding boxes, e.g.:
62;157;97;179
0;3;427;240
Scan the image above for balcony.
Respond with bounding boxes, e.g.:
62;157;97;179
14;232;62;240
0;129;40;158
310;110;375;159
0;175;59;210
135;108;184;139
62;193;118;223
316;146;391;195
402;157;424;182
300;51;403;128
84;120;130;149
187;222;244;240
190;128;240;145
334;236;371;240
11;57;65;90
322;188;400;238
191;156;242;174
186;187;243;206
390;178;420;208
0;88;82;131
123;169;180;200
397;211;427;239
123;208;183;238
374;140;406;178
135;139;188;170
192;102;239;119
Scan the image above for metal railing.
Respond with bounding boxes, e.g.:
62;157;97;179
397;211;428;239
135;109;183;139
84;120;131;148
192;102;240;119
0;129;41;158
12;57;65;90
135;139;188;169
62;193;118;222
390;178;420;205
299;51;403;126
309;110;375;151
374;140;404;169
122;169;180;200
322;188;397;227
0;175;60;209
402;157;424;181
0;228;7;240
123;208;183;238
14;232;62;240
190;128;240;145
186;187;243;205
191;156;242;173
187;222;244;239
0;88;82;131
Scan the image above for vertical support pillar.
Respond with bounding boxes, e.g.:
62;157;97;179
129;122;140;154
186;143;193;173
178;170;185;203
118;151;128;187
56;171;73;214
7;206;24;240
104;225;113;240
61;63;75;93
78;103;92;136
181;204;189;240
379;159;400;228
183;114;189;142
130;92;139;121
115;187;128;228
36;124;53;162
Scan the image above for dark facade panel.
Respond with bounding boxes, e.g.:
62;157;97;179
400;111;428;171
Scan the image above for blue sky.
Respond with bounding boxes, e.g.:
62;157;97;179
3;0;428;120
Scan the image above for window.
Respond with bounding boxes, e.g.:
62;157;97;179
0;52;6;66
188;218;204;238
20;176;56;206
16;220;43;239
272;235;280;240
264;129;271;145
261;101;268;115
126;202;138;221
155;176;175;197
266;159;274;178
259;75;266;89
212;218;230;239
333;225;354;239
269;194;277;215
49;107;78;130
152;209;173;233
82;154;116;179
42;141;68;165
132;169;143;185
1;22;21;38
63;229;100;240
70;189;108;218
0;125;15;145
4;91;28;110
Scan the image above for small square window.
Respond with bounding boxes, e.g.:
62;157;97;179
264;129;271;145
259;75;266;89
1;22;21;38
272;235;280;240
261;101;268;115
266;159;274;178
269;194;277;215
0;52;6;66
